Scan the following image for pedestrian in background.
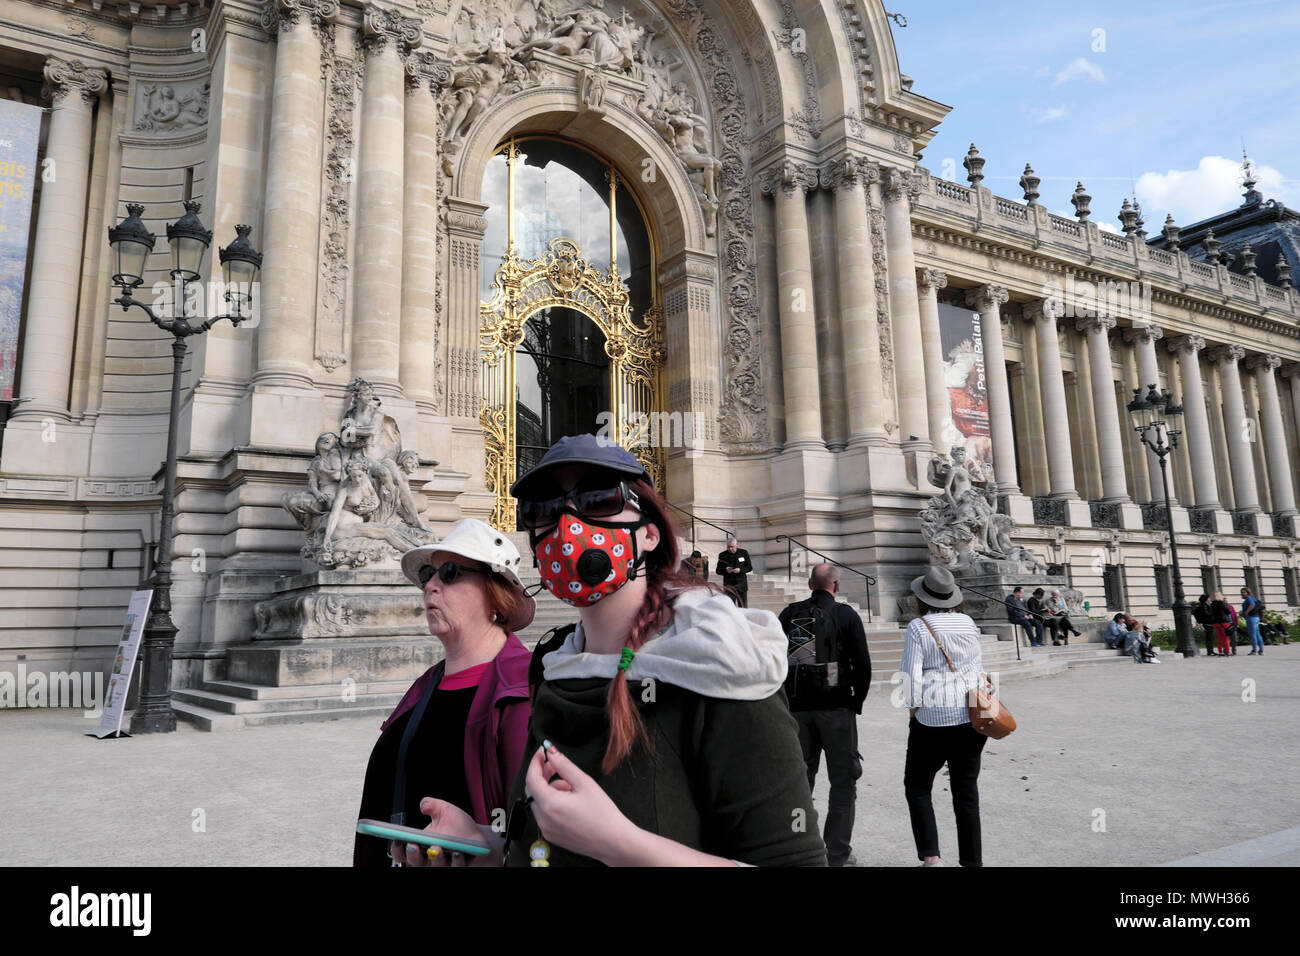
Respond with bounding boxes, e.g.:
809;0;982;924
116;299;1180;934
1192;594;1215;656
1209;592;1233;656
716;536;752;607
901;567;989;867
1241;587;1264;655
777;564;872;867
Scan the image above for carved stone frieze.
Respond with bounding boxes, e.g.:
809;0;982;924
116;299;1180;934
135;81;208;132
316;26;357;373
868;204;896;423
774;0;822;142
757;160;818;196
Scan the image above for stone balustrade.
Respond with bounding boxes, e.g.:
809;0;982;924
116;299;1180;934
913;169;1300;320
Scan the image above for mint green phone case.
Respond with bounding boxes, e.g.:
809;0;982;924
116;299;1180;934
356;819;492;856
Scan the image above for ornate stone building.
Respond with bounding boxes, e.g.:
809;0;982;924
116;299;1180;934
2;0;1299;688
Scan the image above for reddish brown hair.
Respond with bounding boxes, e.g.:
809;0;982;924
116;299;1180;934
482;571;528;628
601;478;721;774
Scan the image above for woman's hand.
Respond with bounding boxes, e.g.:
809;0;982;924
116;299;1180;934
390;798;502;867
525;742;638;866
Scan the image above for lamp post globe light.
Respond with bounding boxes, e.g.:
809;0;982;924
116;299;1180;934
1126;383;1197;658
106;201;263;733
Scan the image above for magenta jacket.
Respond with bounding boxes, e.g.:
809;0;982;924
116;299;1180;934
352;633;532;867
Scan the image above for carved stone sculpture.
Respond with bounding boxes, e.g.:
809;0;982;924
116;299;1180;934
281;378;438;569
920;448;1047;572
136;83;209;131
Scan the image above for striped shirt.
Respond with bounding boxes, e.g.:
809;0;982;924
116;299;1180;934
900;612;984;727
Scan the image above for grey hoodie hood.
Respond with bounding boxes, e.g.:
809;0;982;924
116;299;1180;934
540;586;789;700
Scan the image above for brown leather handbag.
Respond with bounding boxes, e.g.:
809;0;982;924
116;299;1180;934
920;617;1017;739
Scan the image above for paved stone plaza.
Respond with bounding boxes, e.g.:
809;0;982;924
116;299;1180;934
1;647;1295;867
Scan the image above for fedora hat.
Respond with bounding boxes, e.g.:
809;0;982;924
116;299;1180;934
910;566;964;609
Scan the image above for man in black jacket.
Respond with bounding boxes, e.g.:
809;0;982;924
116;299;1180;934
715;537;752;607
777;564;872;866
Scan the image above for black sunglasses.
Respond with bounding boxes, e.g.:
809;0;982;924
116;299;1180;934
518;481;641;530
417;560;482;588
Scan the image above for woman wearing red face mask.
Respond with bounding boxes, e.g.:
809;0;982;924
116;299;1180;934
408;435;826;867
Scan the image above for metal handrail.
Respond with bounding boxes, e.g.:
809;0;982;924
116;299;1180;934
663;501;733;551
775;534;876;623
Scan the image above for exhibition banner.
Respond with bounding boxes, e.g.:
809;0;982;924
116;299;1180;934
937;301;995;482
0;99;42;402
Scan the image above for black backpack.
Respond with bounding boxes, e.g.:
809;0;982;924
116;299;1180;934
782;598;842;709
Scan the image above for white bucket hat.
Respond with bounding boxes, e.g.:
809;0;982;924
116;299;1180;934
401;519;535;631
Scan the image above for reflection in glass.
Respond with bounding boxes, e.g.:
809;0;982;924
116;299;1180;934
515;307;610;490
480;155;509;301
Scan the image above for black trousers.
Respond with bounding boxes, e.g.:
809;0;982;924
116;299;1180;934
904;716;987;867
795;708;861;865
726;584;748;608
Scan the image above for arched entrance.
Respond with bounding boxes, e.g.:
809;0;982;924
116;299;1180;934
478;136;666;529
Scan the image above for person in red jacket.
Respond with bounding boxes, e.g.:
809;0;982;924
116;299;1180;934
353;519;535;867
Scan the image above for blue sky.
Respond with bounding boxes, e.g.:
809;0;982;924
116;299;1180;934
890;0;1300;232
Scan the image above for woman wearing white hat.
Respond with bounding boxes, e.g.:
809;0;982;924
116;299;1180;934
900;566;988;867
353;518;536;867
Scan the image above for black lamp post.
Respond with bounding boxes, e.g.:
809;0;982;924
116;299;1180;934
107;201;263;733
1126;383;1197;657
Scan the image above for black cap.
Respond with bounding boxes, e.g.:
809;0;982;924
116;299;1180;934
510;434;650;500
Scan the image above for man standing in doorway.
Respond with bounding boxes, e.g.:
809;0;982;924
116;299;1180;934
716;536;752;607
778;564;872;866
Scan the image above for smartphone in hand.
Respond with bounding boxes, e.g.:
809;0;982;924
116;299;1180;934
356;819;492;856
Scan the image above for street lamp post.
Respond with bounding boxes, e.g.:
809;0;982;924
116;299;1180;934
1126;383;1198;657
107;201;263;733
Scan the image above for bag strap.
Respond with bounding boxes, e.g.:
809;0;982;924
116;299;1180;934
921;615;992;691
919;616;957;673
391;660;445;826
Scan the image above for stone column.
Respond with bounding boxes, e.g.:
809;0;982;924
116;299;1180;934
1250;354;1297;526
916;267;949;455
1208;345;1262;519
1027;300;1078;499
1167;335;1230;532
882;167;929;451
964;285;1018;494
1076;316;1129;497
824;157;886;447
759;161;824;451
1283;366;1300;508
1117;338;1151;503
443;196;493;513
11;58;106;420
351;4;422;397
1124;324;1168;503
254;0;333;390
399;58;439;425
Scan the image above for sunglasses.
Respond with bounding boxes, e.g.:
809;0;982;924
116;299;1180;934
518;481;641;530
416;560;482;588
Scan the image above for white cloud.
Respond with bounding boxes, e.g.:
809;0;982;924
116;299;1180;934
1033;65;1051;79
1024;104;1069;123
1135;155;1299;224
1097;220;1121;234
1053;57;1107;86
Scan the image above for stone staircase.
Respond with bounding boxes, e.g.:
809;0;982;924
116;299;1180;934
173;550;1159;731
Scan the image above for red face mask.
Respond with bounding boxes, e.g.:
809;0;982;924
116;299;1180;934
534;515;645;607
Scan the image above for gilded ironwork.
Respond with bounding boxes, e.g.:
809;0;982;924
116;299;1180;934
480;238;666;529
